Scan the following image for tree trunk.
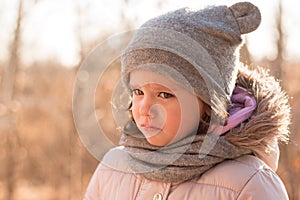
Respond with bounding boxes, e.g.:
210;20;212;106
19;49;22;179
0;1;22;199
271;1;298;199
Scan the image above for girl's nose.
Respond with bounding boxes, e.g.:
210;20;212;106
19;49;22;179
139;101;165;121
139;97;154;117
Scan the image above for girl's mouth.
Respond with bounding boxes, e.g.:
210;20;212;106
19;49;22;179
139;124;162;134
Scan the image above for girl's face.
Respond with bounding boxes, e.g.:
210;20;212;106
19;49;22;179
129;70;205;146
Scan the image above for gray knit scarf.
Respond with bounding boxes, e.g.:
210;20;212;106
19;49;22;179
120;121;251;182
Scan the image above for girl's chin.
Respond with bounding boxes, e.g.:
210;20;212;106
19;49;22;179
145;135;175;147
146;138;167;147
139;127;162;138
142;133;166;146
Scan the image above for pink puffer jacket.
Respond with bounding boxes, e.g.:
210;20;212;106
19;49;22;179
84;65;291;200
84;142;289;200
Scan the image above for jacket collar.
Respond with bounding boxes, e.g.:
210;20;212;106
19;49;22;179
223;64;290;171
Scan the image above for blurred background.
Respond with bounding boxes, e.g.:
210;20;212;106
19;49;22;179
0;0;299;199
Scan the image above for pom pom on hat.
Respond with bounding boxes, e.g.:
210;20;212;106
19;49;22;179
229;2;261;34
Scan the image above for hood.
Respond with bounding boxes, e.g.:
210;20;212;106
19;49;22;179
224;64;291;170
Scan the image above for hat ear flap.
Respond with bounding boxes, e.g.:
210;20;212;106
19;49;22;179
229;2;261;34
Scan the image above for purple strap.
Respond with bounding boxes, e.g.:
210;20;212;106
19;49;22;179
211;86;257;136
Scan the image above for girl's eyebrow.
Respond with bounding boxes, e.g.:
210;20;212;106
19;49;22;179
129;82;182;94
130;83;172;90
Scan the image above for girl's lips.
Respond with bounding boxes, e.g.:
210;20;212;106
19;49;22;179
139;125;162;133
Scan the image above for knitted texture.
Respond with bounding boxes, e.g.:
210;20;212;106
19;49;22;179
120;121;251;182
121;2;261;119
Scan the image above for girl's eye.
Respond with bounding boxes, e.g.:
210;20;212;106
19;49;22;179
159;92;174;99
132;89;143;96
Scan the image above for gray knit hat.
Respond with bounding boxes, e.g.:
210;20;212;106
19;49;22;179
121;2;261;119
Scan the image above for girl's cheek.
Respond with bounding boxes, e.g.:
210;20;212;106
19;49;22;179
131;102;139;119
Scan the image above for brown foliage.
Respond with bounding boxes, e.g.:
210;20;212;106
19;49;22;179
0;60;299;199
1;63;98;199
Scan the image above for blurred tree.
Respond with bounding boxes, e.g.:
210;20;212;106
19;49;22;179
271;0;285;79
75;0;88;70
239;39;251;66
67;1;88;199
271;1;299;199
0;1;23;199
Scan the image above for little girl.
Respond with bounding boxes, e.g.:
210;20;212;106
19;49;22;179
84;2;290;199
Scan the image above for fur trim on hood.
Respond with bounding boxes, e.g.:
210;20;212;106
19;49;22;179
224;64;291;153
